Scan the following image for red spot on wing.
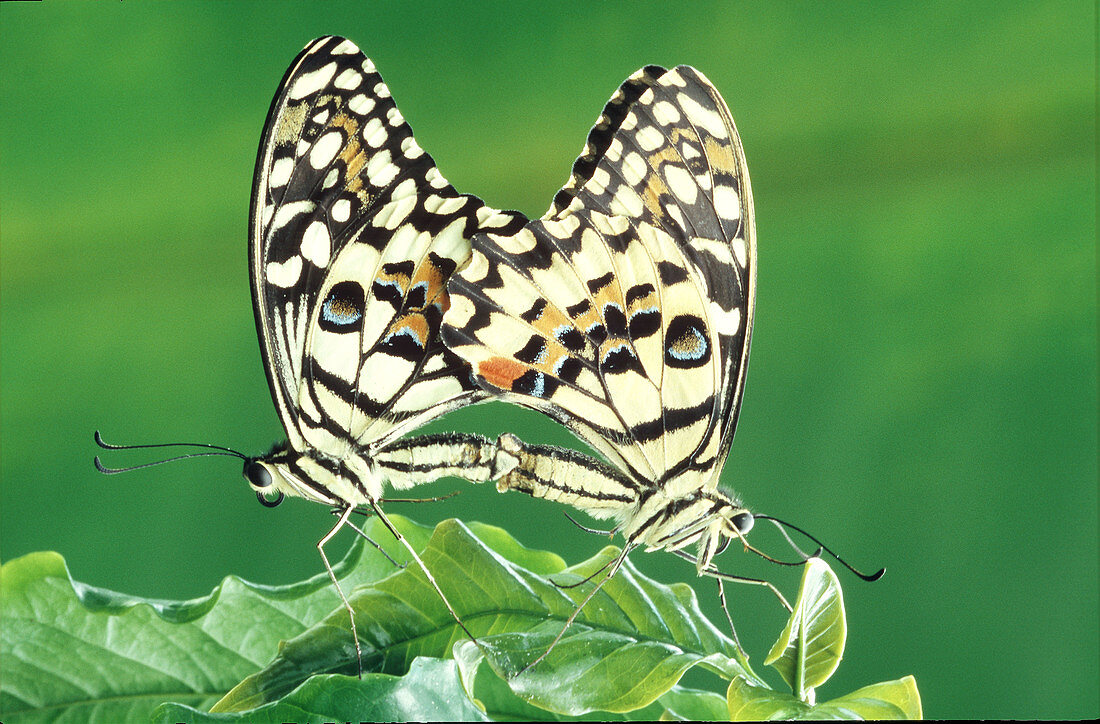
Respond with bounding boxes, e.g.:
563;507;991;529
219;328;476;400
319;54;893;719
478;356;528;391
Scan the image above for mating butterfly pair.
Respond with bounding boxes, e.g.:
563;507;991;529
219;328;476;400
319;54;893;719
101;35;869;675
241;34;775;665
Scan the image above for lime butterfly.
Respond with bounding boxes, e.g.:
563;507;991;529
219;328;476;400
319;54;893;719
99;35;526;672
444;64;880;664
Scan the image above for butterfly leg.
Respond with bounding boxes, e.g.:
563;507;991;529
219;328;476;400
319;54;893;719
318;504;365;677
366;498;480;646
670;547;793;611
715;578;747;657
341;512;407;570
519;544;634;675
367;433;534;647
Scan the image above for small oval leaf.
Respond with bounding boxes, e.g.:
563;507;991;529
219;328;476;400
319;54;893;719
764;557;847;696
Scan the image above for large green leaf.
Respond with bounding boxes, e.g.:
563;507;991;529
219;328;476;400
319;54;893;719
450;544;757;716
463;657;725;722
2;516;918;722
1;516;755;721
0;531;399;724
812;676;923;720
226;520;757;715
764;556;847;698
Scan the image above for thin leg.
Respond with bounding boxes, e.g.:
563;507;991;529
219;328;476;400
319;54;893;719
551;552;615;590
671;548;793;611
716;578;746;656
367;498;479;644
319;505;364;677
520;546;632;675
342;515;406;570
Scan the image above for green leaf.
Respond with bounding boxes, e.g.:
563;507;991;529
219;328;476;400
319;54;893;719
764;557;847;698
461;641;729;721
728;676;813;720
215;517;567;710
153;658;488;723
727;674;924;720
0;531;401;724
463;654;660;721
812;676;923;720
6;516;918;722
229;521;754;716
657;685;731;721
449;545;756;716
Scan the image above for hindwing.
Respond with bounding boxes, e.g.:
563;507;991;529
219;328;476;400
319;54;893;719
250;36;527;463
444;65;755;491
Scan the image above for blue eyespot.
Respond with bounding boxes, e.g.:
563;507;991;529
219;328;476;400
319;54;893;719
319;281;365;333
665;314;710;368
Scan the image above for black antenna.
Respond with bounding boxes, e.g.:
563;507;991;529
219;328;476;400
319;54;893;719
755;513;885;582
93;430;246;474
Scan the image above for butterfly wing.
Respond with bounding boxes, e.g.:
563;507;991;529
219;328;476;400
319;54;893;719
250;36;527;463
444;65;755;490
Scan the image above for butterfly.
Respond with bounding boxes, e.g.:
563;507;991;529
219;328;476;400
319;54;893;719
99;35;526;674
242;35;536;668
444;64;879;665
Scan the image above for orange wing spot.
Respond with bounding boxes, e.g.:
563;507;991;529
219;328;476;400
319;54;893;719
532;302;569;329
478;356;529;390
331;113;369;191
593;283;625;312
411;260;448;307
377;266;411;292
392;312;430;343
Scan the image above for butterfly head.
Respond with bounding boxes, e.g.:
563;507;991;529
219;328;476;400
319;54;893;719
626;483;755;574
243;448;288;508
692;489;755;574
243;440;377;510
243;442;323;508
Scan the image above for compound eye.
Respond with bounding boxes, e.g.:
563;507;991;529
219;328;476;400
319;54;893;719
244;460;273;489
731;511;755;535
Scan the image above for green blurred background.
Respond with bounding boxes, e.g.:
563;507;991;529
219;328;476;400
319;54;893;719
2;1;1095;718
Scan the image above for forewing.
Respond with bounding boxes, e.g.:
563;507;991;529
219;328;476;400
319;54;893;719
249;36;526;453
444;65;755;486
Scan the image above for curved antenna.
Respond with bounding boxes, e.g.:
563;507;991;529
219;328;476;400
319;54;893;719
755;514;885;582
767;520;823;561
95;451;244;474
725;520;814;568
95;430;246;457
93;430;246;474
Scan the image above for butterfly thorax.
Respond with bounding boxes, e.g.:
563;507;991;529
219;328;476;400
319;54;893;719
624;484;753;574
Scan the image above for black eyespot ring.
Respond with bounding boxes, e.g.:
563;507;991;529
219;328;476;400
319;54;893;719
257;489;284;508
